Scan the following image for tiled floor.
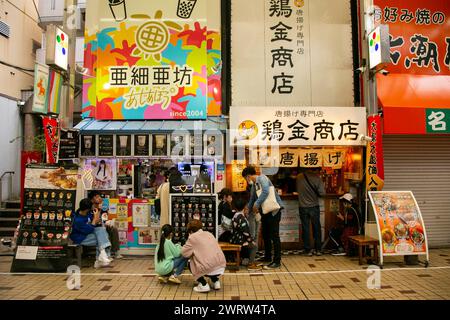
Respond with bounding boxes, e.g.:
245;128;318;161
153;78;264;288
0;249;449;300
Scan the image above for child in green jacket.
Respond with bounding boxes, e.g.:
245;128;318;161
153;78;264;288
154;224;187;284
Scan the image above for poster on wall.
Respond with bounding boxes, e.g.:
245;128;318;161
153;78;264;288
170;194;217;245
170;133;188;157
152;134;168;156
369;191;429;261
189;134;203;157
98;135;115;157
131;202;150;227
116;134;132;157
80;135;96;157
231;160;247;192
134;134;150;156
81;159;117;190
11;164;77;272
203;132;223;157
58;129;80;160
117;160;133;197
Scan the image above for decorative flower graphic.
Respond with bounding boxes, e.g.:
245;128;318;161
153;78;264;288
131;11;182;61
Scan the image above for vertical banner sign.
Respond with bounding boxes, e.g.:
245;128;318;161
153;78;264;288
231;160;247;192
32;63;50;114
265;0;310;105
366;115;385;191
46;70;63;114
42;117;60;164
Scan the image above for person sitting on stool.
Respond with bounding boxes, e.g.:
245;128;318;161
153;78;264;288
330;193;361;256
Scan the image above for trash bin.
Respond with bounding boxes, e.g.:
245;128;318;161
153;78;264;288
404;255;419;265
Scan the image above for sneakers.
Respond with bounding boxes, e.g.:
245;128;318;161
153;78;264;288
332;252;347;256
168;275;181;284
256;256;272;263
305;251;313;257
98;249;112;264
113;253;123;259
158;276;169;284
314;251;323;256
247;263;262;270
193;283;211;293
263;262;281;270
212;280;221;290
94;260;110;268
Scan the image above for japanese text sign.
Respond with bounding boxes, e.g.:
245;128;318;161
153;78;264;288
426;109;450;133
374;0;450;75
366;115;384;191
230;106;367;146
42;117;59;164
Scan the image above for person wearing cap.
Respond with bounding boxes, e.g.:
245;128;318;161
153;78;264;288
330;193;361;256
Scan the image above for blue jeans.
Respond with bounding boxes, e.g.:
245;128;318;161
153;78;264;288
173;256;188;276
81;226;112;258
299;206;322;252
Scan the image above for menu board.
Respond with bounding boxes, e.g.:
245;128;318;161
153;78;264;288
98;135;114;156
369;191;428;256
58;129;79;160
134;135;150;156
170;194;217;245
279;200;300;243
11;164;77;272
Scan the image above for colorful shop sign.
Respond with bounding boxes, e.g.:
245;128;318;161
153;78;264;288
374;0;450;75
83;0;222;120
368;191;429;263
32;63;49;114
230;107;367;146
366;115;384;191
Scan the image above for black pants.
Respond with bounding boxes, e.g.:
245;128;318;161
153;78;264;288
261;209;282;264
197;275;220;286
106;225;120;253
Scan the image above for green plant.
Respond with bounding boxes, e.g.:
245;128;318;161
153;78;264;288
33;134;46;153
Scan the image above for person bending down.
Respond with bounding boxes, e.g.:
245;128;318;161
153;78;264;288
155;224;188;284
182;219;226;293
70;198;112;268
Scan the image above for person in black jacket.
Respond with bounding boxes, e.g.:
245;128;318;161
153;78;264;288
218;188;234;242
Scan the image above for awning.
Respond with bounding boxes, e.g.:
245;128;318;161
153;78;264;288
74;117;228;134
377;74;450;134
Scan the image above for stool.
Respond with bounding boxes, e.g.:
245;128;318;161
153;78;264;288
348;235;379;265
219;242;241;267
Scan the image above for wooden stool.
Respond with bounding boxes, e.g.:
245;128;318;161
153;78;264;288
348;235;379;265
219;242;241;267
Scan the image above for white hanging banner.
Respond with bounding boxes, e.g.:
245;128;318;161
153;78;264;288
323;149;346;169
230;106;367;146
298;149;323;168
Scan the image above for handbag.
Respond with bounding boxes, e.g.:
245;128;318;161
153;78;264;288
256;185;281;214
221;215;232;231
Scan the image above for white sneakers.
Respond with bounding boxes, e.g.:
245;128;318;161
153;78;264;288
192;280;221;293
212;280;221;290
193;282;211;293
94;249;112;268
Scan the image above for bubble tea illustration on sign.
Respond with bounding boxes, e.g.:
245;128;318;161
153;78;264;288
108;0;127;22
177;0;197;19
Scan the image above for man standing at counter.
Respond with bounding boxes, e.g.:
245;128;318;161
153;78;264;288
243;166;284;269
296;168;326;256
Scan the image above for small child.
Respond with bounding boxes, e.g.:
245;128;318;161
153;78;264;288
154;224;188;284
218;188;234;242
230;198;260;270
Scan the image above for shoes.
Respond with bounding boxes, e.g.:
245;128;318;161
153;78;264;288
98;249;112;264
212;280;221;290
263;262;281;270
113;253;123;259
247;263;262;270
314;251;323;256
305;251;313;257
94;260;110;269
193;283;210;293
256;256;272;263
168;275;181;284
241;258;250;266
158;276;169;284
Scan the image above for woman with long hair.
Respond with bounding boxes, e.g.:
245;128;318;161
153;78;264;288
154;224;188;284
